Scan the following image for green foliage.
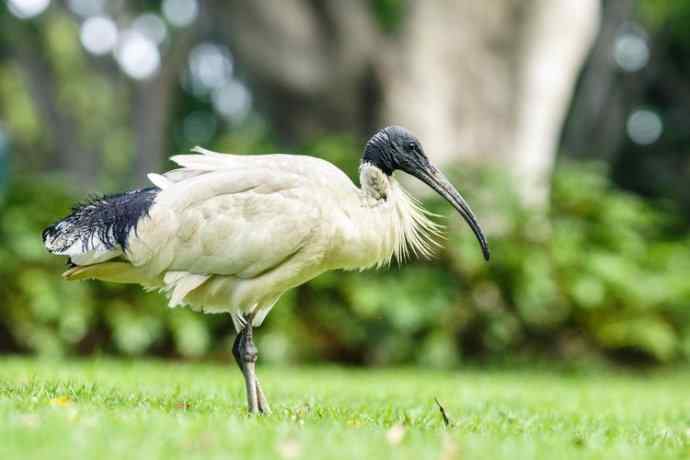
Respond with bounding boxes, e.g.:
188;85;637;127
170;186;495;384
639;0;690;35
0;180;227;358
1;154;690;366
370;0;407;34
276;153;690;366
2;358;690;460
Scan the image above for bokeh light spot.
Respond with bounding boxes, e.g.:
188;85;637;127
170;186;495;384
8;0;50;19
80;16;119;56
614;23;649;73
67;0;105;18
212;80;252;122
188;42;234;95
627;109;663;145
115;32;161;81
162;0;198;28
132;14;168;46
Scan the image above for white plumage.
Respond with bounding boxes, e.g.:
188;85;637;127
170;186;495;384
59;146;440;329
43;126;489;413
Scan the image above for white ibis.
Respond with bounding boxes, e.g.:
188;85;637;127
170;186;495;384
42;126;490;414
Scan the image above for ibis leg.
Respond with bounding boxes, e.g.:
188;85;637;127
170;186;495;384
255;375;270;414
232;319;270;414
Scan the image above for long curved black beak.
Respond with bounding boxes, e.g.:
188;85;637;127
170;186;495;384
412;164;490;261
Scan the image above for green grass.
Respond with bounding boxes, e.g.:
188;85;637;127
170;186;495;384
1;358;689;459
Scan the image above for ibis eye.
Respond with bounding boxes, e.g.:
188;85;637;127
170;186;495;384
406;142;416;152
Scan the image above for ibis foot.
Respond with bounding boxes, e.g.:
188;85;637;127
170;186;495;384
232;318;271;414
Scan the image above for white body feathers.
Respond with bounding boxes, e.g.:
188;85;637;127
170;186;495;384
56;148;441;330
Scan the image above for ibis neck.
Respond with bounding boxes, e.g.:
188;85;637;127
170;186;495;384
359;162;391;204
335;163;441;269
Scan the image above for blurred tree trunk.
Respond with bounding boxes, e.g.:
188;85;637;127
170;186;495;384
217;0;381;143
218;0;600;206
561;0;636;162
385;0;600;205
7;21;100;187
130;28;198;187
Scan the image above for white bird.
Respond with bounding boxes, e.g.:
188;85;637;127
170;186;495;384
42;126;489;413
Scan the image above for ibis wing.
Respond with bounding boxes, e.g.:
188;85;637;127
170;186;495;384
128;167;325;279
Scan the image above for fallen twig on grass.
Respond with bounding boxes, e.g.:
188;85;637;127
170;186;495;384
434;397;453;428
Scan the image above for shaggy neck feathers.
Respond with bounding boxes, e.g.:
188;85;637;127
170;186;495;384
358;163;442;266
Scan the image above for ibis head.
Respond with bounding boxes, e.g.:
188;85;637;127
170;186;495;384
363;126;490;261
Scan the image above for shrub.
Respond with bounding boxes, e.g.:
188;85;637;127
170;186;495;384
1;158;689;366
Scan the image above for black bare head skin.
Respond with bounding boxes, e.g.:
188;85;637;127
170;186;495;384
362;126;429;176
361;125;491;262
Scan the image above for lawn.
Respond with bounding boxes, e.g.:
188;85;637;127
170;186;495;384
0;358;689;460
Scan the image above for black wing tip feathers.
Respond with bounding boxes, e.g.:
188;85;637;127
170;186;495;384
41;186;160;254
